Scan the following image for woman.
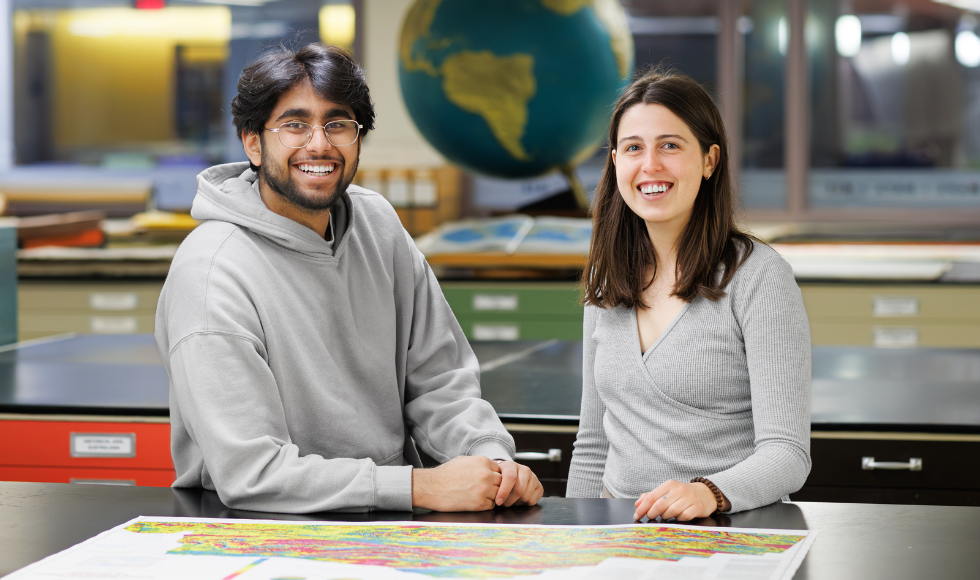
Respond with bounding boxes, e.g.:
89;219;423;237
566;69;811;521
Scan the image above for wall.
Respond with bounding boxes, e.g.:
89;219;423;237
359;0;444;169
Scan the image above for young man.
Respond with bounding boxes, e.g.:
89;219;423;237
155;43;543;513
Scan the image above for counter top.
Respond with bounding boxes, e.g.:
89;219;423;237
2;335;978;433
1;482;979;580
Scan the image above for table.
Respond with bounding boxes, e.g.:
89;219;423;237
1;482;978;580
2;336;979;501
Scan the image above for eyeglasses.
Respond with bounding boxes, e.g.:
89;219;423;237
266;120;362;148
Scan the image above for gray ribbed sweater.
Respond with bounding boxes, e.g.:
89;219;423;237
566;241;811;513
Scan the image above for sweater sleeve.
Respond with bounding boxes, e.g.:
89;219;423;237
167;332;413;513
566;305;609;498
400;238;515;463
704;255;812;513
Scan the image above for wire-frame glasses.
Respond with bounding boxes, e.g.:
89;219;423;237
266;120;362;148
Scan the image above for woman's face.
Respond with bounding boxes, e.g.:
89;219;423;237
612;103;719;235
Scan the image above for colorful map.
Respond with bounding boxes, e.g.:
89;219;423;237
9;517;817;580
127;520;802;578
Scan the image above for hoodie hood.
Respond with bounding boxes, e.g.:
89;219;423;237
190;162;349;258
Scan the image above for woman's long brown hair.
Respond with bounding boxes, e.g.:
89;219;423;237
583;68;754;309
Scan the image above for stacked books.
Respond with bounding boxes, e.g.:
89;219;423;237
16;211;106;249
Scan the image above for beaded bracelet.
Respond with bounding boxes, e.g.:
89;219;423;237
691;477;727;514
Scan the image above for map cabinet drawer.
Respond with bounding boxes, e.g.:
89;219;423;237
507;425;577;497
0;418;174;486
804;434;980;490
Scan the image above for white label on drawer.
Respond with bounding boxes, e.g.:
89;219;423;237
90;316;138;334
70;478;136;486
473;324;519;341
89;292;139;311
873;296;919;317
70;433;136;457
413;179;438;207
473;294;518;311
387;178;410;207
873;327;919;348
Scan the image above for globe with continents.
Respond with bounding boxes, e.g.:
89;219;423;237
398;0;634;181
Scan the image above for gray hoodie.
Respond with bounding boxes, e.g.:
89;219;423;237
155;162;515;513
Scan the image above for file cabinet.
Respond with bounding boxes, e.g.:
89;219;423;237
0;415;174;487
17;280;164;341
441;282;584;341
800;284;980;348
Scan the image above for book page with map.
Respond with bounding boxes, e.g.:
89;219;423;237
6;516;816;580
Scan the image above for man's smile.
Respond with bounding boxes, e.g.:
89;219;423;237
294;161;339;176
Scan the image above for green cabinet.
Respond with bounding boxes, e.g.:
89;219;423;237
440;282;584;341
0;227;15;346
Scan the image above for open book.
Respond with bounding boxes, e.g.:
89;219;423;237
414;215;592;256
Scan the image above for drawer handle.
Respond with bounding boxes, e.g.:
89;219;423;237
862;456;922;471
514;449;562;462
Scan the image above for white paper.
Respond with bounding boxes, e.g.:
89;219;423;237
5;516;817;580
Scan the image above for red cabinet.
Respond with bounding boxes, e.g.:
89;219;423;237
0;417;174;487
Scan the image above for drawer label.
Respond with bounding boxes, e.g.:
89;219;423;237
473;324;519;341
873;327;919;348
89;292;139;311
70;433;136;458
90;316;138;334
473;294;519;311
873;297;919;317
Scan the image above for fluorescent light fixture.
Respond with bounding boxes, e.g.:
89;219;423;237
955;30;980;67
836;15;862;58
320;4;355;47
778;17;787;56
932;0;980;11
65;7;231;40
891;32;911;65
197;0;271;6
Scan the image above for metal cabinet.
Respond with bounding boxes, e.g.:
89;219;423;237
792;433;980;506
441;282;584;341
17;280;164;341
506;425;577;498
0;416;174;487
800;284;980;348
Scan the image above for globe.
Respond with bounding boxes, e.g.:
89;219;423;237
398;0;634;187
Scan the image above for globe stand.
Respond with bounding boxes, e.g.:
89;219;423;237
559;165;591;213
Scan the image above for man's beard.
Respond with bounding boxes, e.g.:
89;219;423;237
259;148;358;213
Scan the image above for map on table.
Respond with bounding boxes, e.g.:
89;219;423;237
7;516;816;580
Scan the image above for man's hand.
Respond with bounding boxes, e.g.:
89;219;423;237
494;461;544;507
632;480;718;522
411;456;502;512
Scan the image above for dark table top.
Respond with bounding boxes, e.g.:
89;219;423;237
2;335;979;432
1;482;979;580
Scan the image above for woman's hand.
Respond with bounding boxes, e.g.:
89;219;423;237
633;480;718;522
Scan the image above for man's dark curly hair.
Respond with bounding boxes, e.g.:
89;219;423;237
231;43;375;172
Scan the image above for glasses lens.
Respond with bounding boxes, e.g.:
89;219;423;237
278;122;313;148
325;120;360;146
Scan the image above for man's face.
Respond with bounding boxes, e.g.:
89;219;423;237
245;80;360;212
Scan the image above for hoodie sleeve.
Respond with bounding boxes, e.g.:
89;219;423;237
399;235;516;463
166;331;413;513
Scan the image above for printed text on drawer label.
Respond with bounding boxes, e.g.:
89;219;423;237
473;294;518;311
89;292;139;311
873;327;919;348
90;316;138;334
873;296;919;317
473;324;519;341
70;433;136;458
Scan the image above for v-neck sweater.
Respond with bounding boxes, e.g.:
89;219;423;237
566;241;812;513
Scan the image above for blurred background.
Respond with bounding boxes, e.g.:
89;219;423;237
1;1;979;504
